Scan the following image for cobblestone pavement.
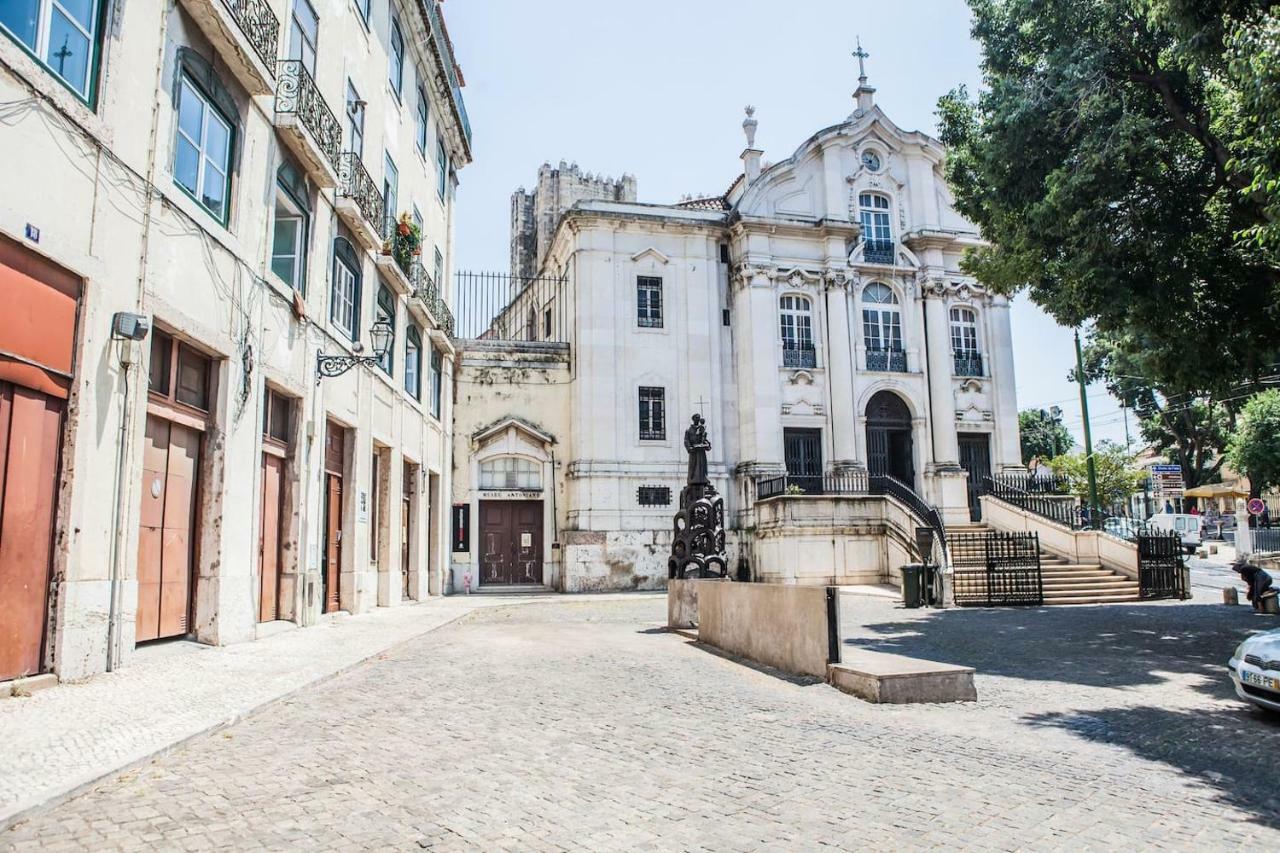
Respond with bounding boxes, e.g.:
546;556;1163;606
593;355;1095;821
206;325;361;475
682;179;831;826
5;593;1280;851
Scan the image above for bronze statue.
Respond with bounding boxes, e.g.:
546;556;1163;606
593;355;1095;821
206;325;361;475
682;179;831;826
669;414;728;579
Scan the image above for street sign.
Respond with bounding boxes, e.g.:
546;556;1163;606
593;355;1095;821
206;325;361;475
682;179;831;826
1248;498;1266;516
1151;464;1182;473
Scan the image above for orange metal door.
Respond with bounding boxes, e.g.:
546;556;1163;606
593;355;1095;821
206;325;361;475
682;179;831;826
136;414;199;642
323;473;342;613
0;382;63;681
258;453;285;622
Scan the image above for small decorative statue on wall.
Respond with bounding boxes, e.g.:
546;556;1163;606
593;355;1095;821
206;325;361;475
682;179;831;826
669;414;728;579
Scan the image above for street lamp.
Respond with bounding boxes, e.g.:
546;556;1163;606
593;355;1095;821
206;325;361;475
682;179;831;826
316;318;394;382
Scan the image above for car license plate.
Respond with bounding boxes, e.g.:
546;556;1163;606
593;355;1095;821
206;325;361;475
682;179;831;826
1242;670;1279;691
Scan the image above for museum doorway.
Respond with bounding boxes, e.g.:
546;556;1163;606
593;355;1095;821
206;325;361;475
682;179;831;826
866;390;914;488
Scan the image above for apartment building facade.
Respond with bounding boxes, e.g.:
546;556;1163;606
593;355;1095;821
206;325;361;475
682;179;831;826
0;0;471;683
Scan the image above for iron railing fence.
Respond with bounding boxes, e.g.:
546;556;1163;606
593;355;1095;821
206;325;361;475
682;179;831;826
863;239;895;264
337;152;384;234
982;475;1081;529
953;350;984;377
409;263;454;336
225;0;280;73
865;346;907;373
870;473;948;565
1250;528;1280;554
275;60;343;176
453;271;571;342
1137;532;1188;600
950;531;1043;606
782;343;817;369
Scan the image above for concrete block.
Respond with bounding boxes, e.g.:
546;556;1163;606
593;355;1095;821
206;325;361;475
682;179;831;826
828;649;976;704
667;578;727;628
1;673;59;699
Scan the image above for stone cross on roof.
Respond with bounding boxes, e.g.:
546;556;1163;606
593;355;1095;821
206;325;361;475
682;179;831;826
853;37;870;85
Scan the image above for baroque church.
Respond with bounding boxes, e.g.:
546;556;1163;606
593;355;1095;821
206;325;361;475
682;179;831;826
448;64;1022;592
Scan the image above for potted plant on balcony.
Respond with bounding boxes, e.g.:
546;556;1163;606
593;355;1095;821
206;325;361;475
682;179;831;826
388;212;422;276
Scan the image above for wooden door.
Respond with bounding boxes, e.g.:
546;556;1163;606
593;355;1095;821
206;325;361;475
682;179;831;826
258;453;285;622
0;382;63;681
136;414;200;642
958;433;993;522
479;500;543;585
323;474;342;613
401;463;413;600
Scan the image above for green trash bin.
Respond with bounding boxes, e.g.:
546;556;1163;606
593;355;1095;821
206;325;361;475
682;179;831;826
901;564;924;609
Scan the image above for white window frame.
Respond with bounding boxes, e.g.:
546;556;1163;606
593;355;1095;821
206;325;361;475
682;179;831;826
861;282;901;351
950;306;980;355
1;0;102;100
437;138;449;200
779;294;814;350
174;76;233;222
859;192;893;244
388;17;405;97
345;80;365;157
288;0;318;75
271;186;307;290
429;348;443;418
331;244;359;339
415;86;429;156
479;457;542;491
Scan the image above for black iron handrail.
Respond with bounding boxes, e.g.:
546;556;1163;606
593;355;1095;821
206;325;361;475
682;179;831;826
412;264;455;337
225;0;281;74
870;473;948;564
982;475;1081;529
276;60;343;176
865;345;907;373
337;152;385;237
756;472;870;499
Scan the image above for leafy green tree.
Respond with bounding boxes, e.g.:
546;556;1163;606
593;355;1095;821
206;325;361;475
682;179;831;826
937;0;1280;394
1077;330;1232;487
1018;408;1073;465
1227;389;1280;497
1050;442;1147;511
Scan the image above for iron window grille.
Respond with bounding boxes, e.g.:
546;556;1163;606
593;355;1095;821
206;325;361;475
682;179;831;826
953;351;984;377
783;343;817;369
865;346;907;372
639;387;666;440
638;486;672;506
637;276;663;328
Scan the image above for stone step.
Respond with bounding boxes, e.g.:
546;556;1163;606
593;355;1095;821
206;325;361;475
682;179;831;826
1042;593;1141;606
1043;583;1139;595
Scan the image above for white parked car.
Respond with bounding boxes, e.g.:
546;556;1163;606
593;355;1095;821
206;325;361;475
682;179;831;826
1229;628;1280;714
1146;512;1202;554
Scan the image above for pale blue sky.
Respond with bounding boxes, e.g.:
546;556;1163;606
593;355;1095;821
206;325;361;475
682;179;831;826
445;0;1132;448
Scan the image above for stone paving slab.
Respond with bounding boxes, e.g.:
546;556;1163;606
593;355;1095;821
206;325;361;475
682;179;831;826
0;592;654;830
3;596;1279;849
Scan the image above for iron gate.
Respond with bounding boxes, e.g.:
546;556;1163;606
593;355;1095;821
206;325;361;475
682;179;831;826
1138;532;1187;600
950;531;1043;607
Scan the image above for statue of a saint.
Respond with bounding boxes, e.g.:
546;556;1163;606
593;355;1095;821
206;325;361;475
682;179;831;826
684;414;710;487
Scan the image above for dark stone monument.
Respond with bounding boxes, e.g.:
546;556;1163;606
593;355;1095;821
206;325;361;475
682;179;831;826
669;414;728;579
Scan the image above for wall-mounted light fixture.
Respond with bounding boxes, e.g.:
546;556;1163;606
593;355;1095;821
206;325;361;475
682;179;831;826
317;318;393;382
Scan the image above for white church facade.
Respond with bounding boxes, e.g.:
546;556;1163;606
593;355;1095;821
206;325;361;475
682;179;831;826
449;74;1022;592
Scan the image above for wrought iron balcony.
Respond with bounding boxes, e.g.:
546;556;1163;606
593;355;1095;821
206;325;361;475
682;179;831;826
865;346;907;373
336;152;385;248
224;0;279;72
274;60;342;186
176;0;279;96
782;343;817;369
862;239;895;265
412;264;456;337
954;350;984;377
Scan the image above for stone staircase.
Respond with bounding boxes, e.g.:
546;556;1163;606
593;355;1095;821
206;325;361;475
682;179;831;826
950;524;1140;606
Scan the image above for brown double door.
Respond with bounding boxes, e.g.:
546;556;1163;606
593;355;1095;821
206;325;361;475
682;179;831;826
136;414;201;642
479;500;543;586
322;422;345;614
258;453;286;622
0;383;63;681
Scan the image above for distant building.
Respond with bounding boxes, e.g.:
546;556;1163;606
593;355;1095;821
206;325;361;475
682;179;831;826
510;162;636;279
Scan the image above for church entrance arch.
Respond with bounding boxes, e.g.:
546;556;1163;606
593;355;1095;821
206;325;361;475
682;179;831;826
866;390;914;488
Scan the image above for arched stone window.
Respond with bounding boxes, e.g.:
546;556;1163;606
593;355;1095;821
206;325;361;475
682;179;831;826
779;294;815;368
480;457;542;491
861;282;905;372
949;306;982;376
858;193;893;263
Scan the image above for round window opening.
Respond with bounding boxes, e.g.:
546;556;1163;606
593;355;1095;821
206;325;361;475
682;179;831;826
861;150;882;172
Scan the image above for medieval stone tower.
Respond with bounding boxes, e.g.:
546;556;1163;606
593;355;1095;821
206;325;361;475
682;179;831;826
510;162;637;279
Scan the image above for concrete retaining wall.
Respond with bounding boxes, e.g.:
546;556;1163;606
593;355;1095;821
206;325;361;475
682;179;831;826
667;578;728;628
696;583;837;679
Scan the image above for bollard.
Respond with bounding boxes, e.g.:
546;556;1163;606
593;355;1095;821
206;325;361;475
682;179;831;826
1223;587;1239;606
1265;593;1280;615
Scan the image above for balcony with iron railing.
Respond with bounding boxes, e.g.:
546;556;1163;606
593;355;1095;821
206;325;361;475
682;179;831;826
861;239;895;265
335;152;384;251
953;350;984;377
374;214;418;297
177;0;280;96
411;264;455;338
273;60;342;188
865;345;907;373
782;342;817;369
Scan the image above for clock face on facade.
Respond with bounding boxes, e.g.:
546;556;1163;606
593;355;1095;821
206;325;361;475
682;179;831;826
861;151;882;172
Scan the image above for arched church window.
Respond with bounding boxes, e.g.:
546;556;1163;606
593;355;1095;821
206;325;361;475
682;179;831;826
859;193;893;264
861;282;905;372
950;306;983;377
779;295;815;368
479;457;542;491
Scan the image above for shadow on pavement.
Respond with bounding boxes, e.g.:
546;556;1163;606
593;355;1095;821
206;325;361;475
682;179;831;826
846;603;1270;696
1025;703;1280;832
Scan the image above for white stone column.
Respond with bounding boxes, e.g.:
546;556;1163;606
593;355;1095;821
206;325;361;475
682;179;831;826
748;271;784;468
923;290;959;466
824;274;859;469
988;295;1021;469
